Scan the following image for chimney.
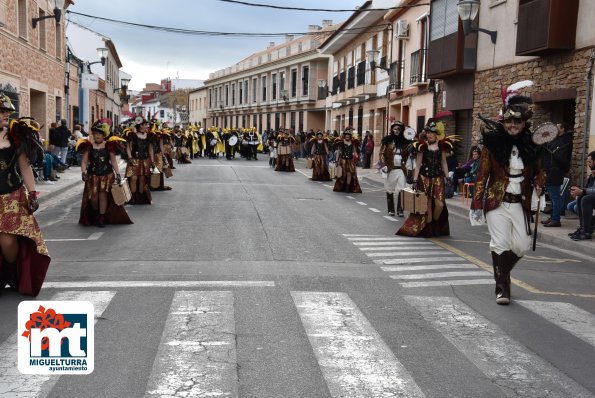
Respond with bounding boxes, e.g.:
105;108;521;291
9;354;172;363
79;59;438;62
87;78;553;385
268;41;275;48
308;24;322;32
285;34;294;43
322;19;333;27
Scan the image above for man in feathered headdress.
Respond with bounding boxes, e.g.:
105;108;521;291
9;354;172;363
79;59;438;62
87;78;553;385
471;80;546;305
380;121;409;216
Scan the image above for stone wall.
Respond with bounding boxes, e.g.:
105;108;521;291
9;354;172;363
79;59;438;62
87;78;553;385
473;47;594;184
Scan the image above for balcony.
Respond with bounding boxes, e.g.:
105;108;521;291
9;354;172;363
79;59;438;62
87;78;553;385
410;49;428;85
388;60;405;91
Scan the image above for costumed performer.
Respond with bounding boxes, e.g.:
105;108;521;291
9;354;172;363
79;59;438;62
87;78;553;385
125;117;155;204
275;130;295;172
380;121;410;216
310;131;331;181
333;128;362;193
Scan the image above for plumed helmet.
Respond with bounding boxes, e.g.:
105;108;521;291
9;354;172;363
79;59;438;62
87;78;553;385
0;92;16;112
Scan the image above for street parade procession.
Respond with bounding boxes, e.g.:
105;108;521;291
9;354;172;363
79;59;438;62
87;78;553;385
1;0;595;396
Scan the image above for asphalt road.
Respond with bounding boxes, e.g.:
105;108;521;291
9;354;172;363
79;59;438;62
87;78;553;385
1;156;594;398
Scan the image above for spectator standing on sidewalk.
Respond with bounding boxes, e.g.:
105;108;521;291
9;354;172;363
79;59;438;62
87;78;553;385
362;131;374;169
568;151;595;241
51;119;71;165
541;121;573;227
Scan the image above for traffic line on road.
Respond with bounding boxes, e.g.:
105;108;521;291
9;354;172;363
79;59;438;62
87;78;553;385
0;290;115;398
292;292;425;398
145;291;238;398
358;244;437;250
516;300;595;348
349;237;419;241
365;250;451;257
45;232;104;242
356;201;367;206
400;280;495;287
346;196;355;199
391;271;489;280
42;281;276;289
381;264;478;272
383;216;399;222
373;257;465;265
342;234;381;237
404;295;593;397
368;208;381;213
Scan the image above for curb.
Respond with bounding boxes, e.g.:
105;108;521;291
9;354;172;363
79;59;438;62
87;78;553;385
37;178;81;205
361;175;594;258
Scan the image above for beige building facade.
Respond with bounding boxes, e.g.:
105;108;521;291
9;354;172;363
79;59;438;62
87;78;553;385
188;86;208;128
0;0;72;140
204;21;335;133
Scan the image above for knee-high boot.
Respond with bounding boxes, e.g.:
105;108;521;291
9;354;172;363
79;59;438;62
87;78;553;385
387;193;395;216
396;193;404;217
0;260;18;289
491;251;510;305
503;250;520;292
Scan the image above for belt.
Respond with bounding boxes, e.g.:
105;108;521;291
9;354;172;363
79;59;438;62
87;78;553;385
502;192;522;203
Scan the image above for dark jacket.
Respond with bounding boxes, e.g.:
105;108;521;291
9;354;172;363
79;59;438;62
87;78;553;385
53;125;71;147
543;132;573;185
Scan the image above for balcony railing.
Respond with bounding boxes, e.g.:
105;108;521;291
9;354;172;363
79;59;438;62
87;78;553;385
410;49;427;85
389;60;405;91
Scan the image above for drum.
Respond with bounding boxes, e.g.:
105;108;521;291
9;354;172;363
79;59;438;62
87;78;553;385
228;135;238;146
249;140;259;145
210;138;218;147
403;127;416;140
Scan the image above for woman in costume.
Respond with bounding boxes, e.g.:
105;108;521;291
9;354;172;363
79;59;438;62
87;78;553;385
471;81;545;305
397;120;456;237
77;121;132;227
310;131;331;181
125;118;155;204
275;130;295;172
333;129;362;193
162;127;176;169
150;125;172;191
0;94;49;295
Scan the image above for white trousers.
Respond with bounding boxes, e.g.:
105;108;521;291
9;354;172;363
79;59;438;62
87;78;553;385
485;202;531;256
384;168;407;195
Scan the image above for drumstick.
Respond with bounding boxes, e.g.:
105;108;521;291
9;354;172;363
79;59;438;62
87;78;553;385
532;197;540;251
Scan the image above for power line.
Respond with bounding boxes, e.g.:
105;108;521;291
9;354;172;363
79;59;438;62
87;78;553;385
66;10;390;38
216;0;430;12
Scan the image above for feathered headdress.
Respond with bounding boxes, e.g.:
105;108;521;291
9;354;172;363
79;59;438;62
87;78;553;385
501;80;534;120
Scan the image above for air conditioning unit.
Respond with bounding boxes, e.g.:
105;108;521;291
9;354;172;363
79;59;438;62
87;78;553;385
395;20;409;39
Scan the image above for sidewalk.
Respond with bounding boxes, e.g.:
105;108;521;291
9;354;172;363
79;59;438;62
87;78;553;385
35;166;83;205
352;167;594;257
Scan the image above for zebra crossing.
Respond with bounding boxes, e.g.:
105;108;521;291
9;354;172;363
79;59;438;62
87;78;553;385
0;287;594;397
343;234;495;287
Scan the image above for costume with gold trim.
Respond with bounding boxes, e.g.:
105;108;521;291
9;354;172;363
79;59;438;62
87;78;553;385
275;132;295;172
309;135;331;181
333;130;362;193
125;127;154;204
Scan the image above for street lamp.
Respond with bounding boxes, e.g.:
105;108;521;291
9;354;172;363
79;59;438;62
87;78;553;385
87;47;109;73
457;0;497;44
318;79;335;97
366;50;391;73
113;77;131;93
32;0;65;29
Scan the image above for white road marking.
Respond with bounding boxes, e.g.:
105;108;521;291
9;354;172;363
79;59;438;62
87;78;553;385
391;271;489;280
365;250;451;257
368;208;381;213
349;237;420;241
346;196;355;199
0;291;115;398
358;243;436;250
342;234;381;237
381;264;478;272
145;291;237;398
42;281;275;289
373;257;466;265
399;279;495;287
384;216;399;222
292;292;425;398
404;296;593;397
324;184;334;188
45;232;105;242
356;201;367;206
516;300;595;348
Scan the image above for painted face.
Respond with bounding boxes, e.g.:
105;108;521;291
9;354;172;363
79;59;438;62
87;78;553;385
503;118;525;136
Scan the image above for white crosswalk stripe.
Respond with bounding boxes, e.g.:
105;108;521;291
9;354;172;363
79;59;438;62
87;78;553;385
0;291;115;398
292;291;425;398
404;295;594;397
344;234;492;287
516;300;595;348
145;291;237;398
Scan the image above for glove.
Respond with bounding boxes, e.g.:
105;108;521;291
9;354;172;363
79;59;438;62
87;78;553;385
469;209;485;226
27;191;39;214
81;172;87;182
115;174;122;185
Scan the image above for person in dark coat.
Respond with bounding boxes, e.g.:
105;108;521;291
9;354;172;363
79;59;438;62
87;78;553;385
542;122;573;227
52;119;71;165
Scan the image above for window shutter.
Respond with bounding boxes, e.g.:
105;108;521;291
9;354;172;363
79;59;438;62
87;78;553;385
430;0;446;41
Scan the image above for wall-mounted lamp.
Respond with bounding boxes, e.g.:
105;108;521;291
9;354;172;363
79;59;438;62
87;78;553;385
280;89;289;101
32;0;65;29
366;50;392;73
86;47;109;73
457;0;497;44
318;80;335;97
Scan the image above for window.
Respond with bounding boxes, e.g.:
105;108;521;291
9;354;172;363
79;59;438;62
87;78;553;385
231;83;236;105
38;9;46;50
18;0;27;39
302;66;309;96
252;78;257;103
239;82;243;104
209;89;212;108
280;71;286;92
244;80;248;104
0;0;7;26
430;0;458;41
55;20;62;59
410;17;428;84
290;69;297;97
160;110;165;118
261;76;267;101
225;85;229;106
272;73;277;100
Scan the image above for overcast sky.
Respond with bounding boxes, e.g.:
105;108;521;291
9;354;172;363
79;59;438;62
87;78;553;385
65;0;363;90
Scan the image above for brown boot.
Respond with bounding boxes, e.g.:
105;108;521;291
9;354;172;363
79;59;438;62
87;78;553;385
491;252;510;305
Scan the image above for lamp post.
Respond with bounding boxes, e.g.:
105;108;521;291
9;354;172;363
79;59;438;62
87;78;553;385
32;0;65;28
457;0;497;44
87;47;109;73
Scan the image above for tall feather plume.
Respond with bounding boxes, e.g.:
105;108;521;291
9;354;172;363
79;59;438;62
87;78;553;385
505;80;534;106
